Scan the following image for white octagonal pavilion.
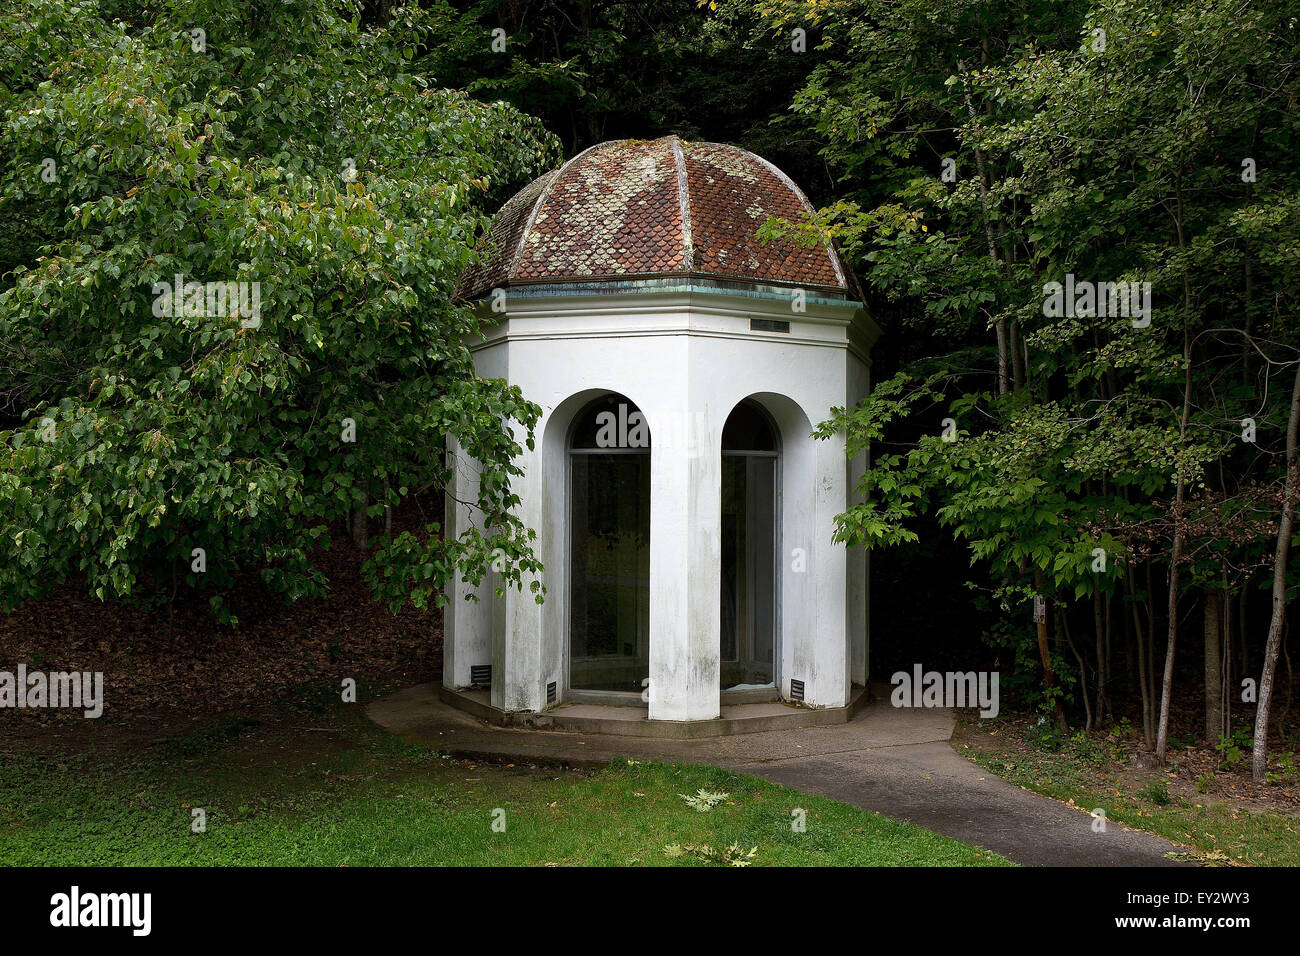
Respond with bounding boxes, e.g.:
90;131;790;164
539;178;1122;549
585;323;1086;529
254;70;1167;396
443;136;880;729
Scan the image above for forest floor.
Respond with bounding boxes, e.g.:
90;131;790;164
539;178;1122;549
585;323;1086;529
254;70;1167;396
0;508;442;733
955;714;1300;866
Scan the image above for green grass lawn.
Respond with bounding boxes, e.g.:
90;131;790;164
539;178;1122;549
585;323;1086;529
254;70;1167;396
0;701;1009;867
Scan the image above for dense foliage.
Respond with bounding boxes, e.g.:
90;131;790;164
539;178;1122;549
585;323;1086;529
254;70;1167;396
746;0;1300;775
0;0;558;619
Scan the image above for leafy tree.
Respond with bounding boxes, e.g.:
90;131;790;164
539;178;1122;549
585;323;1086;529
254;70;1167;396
0;0;560;620
757;0;1300;772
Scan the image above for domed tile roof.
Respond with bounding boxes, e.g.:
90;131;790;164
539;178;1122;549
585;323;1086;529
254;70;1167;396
461;136;854;300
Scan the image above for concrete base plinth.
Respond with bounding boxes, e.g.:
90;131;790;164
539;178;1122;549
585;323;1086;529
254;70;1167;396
437;683;869;739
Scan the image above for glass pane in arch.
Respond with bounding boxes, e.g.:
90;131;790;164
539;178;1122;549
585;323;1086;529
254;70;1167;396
720;400;777;689
722;399;776;452
570;393;652;450
569;395;650;693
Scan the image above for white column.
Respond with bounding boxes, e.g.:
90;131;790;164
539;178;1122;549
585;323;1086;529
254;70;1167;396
647;391;720;721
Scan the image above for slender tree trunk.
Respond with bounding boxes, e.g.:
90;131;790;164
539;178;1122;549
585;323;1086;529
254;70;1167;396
1136;623;1154;747
956;58;1013;396
1061;609;1092;731
1104;592;1114;721
350;497;368;549
1204;589;1223;742
1034;572;1069;732
1253;362;1300;781
1129;565;1155;748
1224;587;1234;737
1155;506;1186;761
1147;568;1159;746
1238;576;1251;681
1155;270;1194;764
1094;589;1109;725
994;317;1009;395
1010;320;1027;391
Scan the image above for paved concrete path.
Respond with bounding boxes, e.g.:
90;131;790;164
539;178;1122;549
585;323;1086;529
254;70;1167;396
367;683;1191;866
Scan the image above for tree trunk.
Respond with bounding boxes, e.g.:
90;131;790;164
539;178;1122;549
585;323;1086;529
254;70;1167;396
350;497;368;549
1204;589;1223;743
1034;572;1069;733
1094;590;1110;725
1153;174;1197;765
1223;586;1234;734
1011;320;1027;391
1252;362;1300;781
1061;608;1092;731
1155;289;1194;764
1128;565;1155;748
1155;520;1186;762
995;317;1009;395
956;59;1013;396
1238;577;1250;682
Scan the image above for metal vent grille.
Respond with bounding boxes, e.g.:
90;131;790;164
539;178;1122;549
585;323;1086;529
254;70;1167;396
546;681;557;704
470;665;491;687
751;317;790;333
789;679;805;702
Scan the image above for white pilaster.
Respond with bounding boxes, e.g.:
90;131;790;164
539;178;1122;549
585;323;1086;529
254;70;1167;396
443;440;492;689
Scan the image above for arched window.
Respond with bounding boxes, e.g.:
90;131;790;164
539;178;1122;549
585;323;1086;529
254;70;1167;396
568;394;651;693
720;399;778;689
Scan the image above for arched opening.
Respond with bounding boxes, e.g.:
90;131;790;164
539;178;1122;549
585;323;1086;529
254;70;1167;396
568;393;651;693
720;398;779;690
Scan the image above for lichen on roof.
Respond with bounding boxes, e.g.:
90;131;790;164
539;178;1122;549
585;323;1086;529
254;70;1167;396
459;135;854;300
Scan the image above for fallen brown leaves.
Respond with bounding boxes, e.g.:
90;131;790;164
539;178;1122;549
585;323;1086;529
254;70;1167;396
0;503;443;741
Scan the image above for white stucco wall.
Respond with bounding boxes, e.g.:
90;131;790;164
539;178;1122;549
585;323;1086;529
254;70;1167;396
444;283;878;721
